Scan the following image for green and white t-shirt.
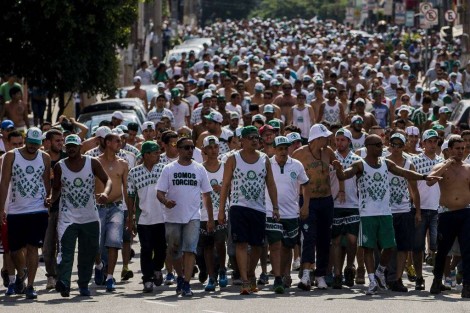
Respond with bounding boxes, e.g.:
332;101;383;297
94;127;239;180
230;151;267;213
128;163;165;225
58;156;98;224
333;150;362;209
411;153;443;210
9;149;47;214
388;157;412;214
201;163;225;222
357;157;391;217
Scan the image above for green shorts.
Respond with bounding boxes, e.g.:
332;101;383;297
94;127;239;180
358;215;396;249
265;217;298;248
332;207;360;238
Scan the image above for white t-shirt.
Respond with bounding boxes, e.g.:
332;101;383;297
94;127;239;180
265;156;309;219
171;102;190;129
411;153;443;210
156;160;212;223
128;163;165;225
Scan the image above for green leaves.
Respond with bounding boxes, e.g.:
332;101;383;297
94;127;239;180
0;0;138;96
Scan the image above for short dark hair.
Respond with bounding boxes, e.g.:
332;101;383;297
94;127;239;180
104;133;119;147
8;130;23;141
284;124;301;135
9;86;21;98
448;135;464;148
176;137;191;148
161;130;178;144
45;129;63;141
460;130;470;138
422;96;432;105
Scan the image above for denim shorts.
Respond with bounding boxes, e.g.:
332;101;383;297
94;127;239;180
165;219;200;259
98;203;124;250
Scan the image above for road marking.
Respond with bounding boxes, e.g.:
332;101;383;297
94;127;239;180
202;310;226;313
144;300;178;307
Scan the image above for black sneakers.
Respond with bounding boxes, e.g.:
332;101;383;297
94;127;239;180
461;285;470;298
390;279;408;292
430;278;446;294
415;276;425;290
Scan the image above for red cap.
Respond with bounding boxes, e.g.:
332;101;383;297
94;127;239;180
259;124;274;135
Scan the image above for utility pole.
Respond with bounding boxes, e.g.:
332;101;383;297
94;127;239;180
152;0;163;59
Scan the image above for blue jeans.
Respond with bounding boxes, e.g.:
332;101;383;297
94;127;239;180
98;203;124;264
165;220;200;259
413;209;438;252
300;196;334;277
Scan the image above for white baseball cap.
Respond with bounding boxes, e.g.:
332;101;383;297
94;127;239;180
142;121;155;130
204;111;223;123
335;128;352;141
286;132;302;143
391;133;406;143
26;127;43;145
133;76;142;83
203;135;219;147
405;126;420;136
95;126;112;138
389;75;399;84
308;124;332;142
112;111;124;120
263;104;274;114
273;136;291;147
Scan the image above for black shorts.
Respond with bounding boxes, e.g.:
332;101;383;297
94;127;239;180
229;206;266;246
198;221;227;247
392;211;414;252
7;212;48;252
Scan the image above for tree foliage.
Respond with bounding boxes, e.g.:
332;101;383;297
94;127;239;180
0;0;138;96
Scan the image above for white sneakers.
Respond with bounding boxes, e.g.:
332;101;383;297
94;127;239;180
366;279;378;295
315;276;328;290
46;276;56;290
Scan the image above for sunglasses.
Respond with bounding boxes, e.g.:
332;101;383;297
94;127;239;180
367;142;383;148
179;145;195;150
402;98;410;101
245;135;261;141
390;143;404;148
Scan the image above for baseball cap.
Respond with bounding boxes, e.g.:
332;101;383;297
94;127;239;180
26;127;43;145
402;65;411;71
241;125;259;138
255;82;265;92
202;93;212;101
203;135;219;147
273;136;291;147
439;106;451;114
335;128;352;140
422;129;439;141
430;87;439;94
235;128;243;138
112;111;124;120
204;111;223;123
95;126;112;138
1;120;14;130
259;124;274;135
286;132;302;143
64;134;82;146
252;114;266;123
263;104;274;114
398;105;411;113
268;119;281;129
141;141;160;154
133;76;142;83
142;121;155;130
405;126;419;136
116;124;129;133
170;88;181;98
230;111;240;120
351;115;364;124
389;75;399;84
308;124;332;142
156;82;166;88
390;133;406;144
441;140;449;151
354;98;365;106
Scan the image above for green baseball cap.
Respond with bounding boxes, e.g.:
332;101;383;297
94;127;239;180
268;119;281;129
141;141;160;154
422;129;439;141
26;127;43;145
241;126;259;138
64;134;82;146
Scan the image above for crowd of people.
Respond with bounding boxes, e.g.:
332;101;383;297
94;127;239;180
1;17;470;301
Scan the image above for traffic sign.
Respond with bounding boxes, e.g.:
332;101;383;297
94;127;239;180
420;2;433;15
425;9;438;23
445;10;457;22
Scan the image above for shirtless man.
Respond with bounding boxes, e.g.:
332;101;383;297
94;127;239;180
126;76;149;111
273;82;296;125
1;86;29;131
292;124;343;290
427;135;470;298
346;98;377;133
94;133;130;292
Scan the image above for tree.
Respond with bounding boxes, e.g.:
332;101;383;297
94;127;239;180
0;0;138;116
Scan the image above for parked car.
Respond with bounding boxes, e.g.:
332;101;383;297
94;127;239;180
117;84;159;104
163;45;203;64
449;100;470;133
78;98;147;138
181;37;214;48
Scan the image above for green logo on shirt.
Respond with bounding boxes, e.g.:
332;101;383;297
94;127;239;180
373;172;382;181
26;166;34;174
73;178;84;187
290;171;297;180
247;170;256;180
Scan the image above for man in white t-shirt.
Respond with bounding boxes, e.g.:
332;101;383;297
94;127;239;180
156;137;214;297
265;136;309;294
127;141;166;293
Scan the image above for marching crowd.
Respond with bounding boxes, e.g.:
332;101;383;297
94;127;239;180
1;17;470;301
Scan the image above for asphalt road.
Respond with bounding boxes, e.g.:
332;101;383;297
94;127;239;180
1;242;469;313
